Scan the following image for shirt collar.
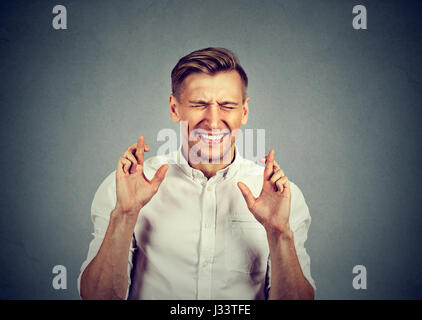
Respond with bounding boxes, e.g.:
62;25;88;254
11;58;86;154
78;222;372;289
176;143;242;182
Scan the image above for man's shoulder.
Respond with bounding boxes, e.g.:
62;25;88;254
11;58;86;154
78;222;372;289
144;150;178;168
96;169;116;192
238;157;265;177
142;150;178;179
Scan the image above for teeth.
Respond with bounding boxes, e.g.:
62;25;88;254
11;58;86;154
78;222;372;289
200;134;225;140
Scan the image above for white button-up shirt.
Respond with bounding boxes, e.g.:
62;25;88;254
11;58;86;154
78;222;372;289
77;145;316;299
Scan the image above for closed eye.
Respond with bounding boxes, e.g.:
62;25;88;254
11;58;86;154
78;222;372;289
190;105;236;109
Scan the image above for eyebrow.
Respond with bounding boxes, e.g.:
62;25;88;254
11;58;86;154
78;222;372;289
188;100;239;106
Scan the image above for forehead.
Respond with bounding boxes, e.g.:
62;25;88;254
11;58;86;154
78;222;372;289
180;70;243;101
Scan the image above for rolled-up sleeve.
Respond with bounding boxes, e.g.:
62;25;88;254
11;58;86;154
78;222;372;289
77;171;136;299
265;181;316;295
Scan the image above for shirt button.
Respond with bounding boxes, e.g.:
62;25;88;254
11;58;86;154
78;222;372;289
207;186;212;192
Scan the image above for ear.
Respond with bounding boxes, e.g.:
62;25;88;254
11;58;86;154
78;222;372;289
169;94;181;123
241;96;249;125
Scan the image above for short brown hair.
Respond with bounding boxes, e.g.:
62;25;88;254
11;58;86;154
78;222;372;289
171;47;248;102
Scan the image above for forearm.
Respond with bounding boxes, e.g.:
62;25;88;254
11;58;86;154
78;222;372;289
80;208;138;300
267;230;314;300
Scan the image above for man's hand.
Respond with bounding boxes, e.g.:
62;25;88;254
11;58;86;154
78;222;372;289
237;149;292;236
115;135;168;216
238;150;314;299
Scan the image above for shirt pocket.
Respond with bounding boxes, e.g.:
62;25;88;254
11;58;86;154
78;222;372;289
225;218;269;274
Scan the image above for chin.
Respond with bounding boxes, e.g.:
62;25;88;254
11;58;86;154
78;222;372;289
201;146;233;165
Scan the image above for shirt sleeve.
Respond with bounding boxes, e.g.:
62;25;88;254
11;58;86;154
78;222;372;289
265;181;316;296
76;171;136;300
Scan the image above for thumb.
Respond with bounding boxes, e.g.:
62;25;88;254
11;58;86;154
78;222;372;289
150;164;169;191
237;181;256;211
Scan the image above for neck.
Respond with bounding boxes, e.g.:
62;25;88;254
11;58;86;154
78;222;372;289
184;145;236;179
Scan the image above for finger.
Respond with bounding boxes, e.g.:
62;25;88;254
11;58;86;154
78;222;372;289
118;157;131;175
127;143;137;155
135;135;145;166
263;149;275;180
117;157;125;176
124;151;138;173
275;179;284;193
128;142;150;153
275;176;289;193
124;158;133;174
260;155;278;165
126;144;149;169
270;170;284;184
273;161;284;176
261;156;283;175
284;178;291;193
237;182;256;210
150;164;169;192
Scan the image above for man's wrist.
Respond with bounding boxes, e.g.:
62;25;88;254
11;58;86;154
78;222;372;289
266;225;294;245
111;207;140;227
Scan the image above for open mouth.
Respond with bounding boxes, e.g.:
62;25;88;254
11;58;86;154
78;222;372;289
195;131;230;145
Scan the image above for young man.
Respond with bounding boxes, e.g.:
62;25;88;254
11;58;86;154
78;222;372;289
78;47;316;300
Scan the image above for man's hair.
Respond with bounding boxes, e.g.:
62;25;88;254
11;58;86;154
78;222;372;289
171;47;248;102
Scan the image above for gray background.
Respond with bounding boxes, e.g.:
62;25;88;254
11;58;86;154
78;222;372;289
1;0;421;299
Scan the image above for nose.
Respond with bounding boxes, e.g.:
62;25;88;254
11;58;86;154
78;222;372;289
204;104;222;129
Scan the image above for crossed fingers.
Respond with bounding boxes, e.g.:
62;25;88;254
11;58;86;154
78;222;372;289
260;150;289;193
123;135;150;174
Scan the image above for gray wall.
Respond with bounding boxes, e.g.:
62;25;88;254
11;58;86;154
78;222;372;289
1;0;421;299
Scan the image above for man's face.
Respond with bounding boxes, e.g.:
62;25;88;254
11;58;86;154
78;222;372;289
169;70;249;164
